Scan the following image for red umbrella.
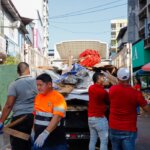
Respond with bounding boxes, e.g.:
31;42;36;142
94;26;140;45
142;63;150;71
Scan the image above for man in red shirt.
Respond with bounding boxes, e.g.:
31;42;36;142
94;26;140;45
109;67;150;150
88;72;109;150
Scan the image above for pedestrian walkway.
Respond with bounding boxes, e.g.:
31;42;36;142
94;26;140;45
136;113;150;150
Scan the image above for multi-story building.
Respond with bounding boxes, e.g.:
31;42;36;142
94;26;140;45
112;27;131;69
43;0;49;56
127;0;150;72
0;0;30;63
11;0;49;67
138;0;150;49
127;0;139;43
110;19;127;54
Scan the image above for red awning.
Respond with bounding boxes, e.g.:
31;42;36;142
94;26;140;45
142;63;150;71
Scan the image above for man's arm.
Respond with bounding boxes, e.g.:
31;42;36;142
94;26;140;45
0;96;16;123
142;104;150;114
46;114;62;132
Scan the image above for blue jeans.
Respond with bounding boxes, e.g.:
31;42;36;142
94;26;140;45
88;117;108;150
137;106;140;114
33;143;68;150
109;128;137;150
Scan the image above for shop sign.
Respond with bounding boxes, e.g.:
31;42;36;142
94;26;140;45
132;40;145;68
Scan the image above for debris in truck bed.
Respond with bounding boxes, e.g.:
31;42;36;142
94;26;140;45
79;49;101;67
67;106;87;111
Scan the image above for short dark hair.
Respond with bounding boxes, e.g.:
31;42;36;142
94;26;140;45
36;73;52;83
134;77;141;85
92;72;104;83
17;62;29;75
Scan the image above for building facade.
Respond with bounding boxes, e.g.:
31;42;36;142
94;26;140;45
110;19;127;54
127;0;150;72
0;0;28;63
111;44;131;69
10;0;49;67
111;25;131;71
127;0;139;43
56;40;108;60
138;0;150;49
43;0;49;56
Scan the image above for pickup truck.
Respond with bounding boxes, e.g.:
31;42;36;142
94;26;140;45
64;99;89;150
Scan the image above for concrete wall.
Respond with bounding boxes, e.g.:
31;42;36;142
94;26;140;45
0;65;17;108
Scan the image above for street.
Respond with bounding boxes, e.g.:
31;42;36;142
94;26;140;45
0;114;150;150
135;113;150;150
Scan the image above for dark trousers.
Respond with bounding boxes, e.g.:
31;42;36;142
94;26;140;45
10;114;34;150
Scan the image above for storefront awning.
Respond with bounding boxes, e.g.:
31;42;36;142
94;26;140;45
142;63;150;72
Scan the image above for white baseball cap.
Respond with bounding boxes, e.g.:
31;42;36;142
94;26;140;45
117;68;130;81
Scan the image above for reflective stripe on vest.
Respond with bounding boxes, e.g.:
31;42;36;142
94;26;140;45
53;107;66;116
35;119;50;126
53;107;65;113
36;111;53;117
35;111;61;126
35;119;61;126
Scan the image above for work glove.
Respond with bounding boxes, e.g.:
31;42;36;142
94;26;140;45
0;121;4;134
30;129;35;143
34;129;50;148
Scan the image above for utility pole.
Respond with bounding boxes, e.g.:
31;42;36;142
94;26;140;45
129;43;133;86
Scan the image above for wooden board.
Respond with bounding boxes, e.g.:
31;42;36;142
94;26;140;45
5;115;27;128
3;127;30;141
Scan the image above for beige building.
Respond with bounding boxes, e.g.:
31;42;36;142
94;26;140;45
110;19;127;53
55;40;108;61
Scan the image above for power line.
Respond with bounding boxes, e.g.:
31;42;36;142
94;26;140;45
49;0;123;19
50;24;110;35
49;15;126;24
49;2;127;19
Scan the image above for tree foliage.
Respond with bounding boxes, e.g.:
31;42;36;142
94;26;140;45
4;55;20;65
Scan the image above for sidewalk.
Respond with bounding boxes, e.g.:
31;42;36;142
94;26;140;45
0;134;10;150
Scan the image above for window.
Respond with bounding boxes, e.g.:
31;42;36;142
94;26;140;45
111;23;116;30
111;32;116;38
111;40;116;46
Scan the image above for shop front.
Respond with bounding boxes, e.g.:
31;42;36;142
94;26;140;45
132;40;150;91
132;40;150;71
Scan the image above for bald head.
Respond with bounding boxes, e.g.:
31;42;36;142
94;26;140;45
17;62;30;76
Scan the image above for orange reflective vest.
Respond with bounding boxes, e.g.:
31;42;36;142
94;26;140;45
34;90;67;126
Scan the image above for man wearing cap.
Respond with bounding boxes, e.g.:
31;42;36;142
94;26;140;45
108;67;150;150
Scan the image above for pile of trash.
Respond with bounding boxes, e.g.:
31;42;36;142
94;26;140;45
38;63;118;101
79;49;101;67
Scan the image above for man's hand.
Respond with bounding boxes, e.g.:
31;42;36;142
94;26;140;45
34;130;50;148
0;122;4;134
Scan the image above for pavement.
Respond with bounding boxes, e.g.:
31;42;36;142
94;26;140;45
0;113;150;150
0;133;10;150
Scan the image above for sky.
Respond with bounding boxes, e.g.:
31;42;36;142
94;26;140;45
48;0;127;49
